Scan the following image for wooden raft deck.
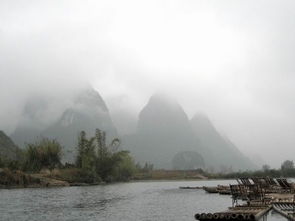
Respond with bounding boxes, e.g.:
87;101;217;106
193;177;295;221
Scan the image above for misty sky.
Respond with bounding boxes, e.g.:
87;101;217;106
1;0;295;167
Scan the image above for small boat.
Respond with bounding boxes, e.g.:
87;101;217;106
218;189;231;195
217;185;231;195
179;186;202;189
203;186;219;193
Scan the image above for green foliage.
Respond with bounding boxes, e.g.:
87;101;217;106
112;151;136;181
280;160;294;177
136;162;154;173
23;138;62;172
262;164;270;172
0;155;22;170
281;160;294;170
76;131;96;172
1;130;136;184
75;129;136;182
210;160;295;179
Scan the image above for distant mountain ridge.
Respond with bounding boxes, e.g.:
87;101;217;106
43;88;117;162
190;113;255;170
124;94;199;169
10;89;255;170
11;87;117;162
124;94;255;171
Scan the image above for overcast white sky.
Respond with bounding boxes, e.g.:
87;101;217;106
1;0;295;167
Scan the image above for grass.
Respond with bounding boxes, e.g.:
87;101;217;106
133;169;207;180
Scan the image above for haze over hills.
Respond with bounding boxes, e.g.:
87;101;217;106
43;88;117;162
10;96;53;147
8;87;255;170
11;86;117;162
190;113;256;171
1;0;295;170
123;94;256;170
124;94;203;169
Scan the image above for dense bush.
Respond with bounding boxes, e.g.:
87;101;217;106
0;130;137;184
212;168;295;179
0;155;22;171
112;151;136;181
23;138;62;172
76;129;136;182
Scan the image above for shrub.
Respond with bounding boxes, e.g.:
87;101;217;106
76;129;136;182
23;138;62;172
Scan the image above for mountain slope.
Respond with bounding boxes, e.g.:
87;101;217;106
11;87;117;162
124;94;202;169
124;94;255;171
0;131;21;160
10;96;52;147
190;113;256;171
43;88;118;162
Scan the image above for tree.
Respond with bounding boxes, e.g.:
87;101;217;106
76;131;96;171
75;129;136;182
112;151;136;181
281;160;294;170
143;162;154;172
95;129;121;181
262;164;270;172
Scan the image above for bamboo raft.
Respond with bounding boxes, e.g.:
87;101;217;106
194;206;270;221
179;185;231;194
179;186;203;190
203;185;231;195
192;177;295;221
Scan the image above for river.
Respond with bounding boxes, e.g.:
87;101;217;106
0;180;289;221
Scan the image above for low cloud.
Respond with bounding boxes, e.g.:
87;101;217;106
1;0;295;167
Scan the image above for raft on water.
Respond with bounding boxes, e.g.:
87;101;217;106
203;186;218;193
179;186;203;189
194;176;295;221
194;206;271;221
203;185;231;194
179;185;231;194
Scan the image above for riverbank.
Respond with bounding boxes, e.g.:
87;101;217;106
133;169;207;180
0;168;210;189
0;168;106;188
0;168;71;188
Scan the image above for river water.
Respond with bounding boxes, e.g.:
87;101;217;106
0;180;289;221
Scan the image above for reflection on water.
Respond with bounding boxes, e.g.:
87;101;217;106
0;180;290;221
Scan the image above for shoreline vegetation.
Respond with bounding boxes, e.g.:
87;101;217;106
3;166;295;189
0;129;138;188
1;129;295;189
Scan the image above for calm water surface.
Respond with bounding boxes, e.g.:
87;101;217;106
0;180;288;221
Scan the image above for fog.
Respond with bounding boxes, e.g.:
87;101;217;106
1;0;295;168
